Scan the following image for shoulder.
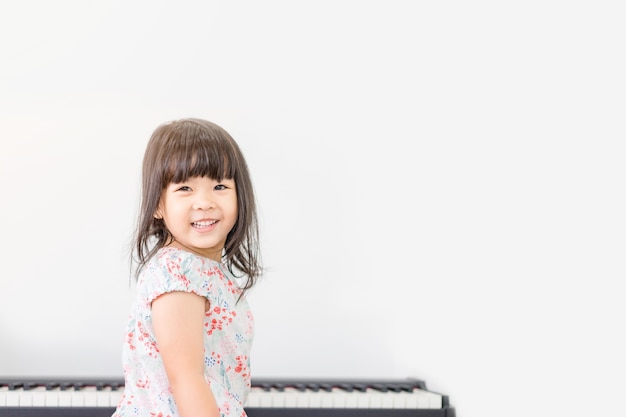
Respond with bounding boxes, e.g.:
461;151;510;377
153;246;221;275
139;247;225;302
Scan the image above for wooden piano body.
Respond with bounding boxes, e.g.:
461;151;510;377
0;377;455;417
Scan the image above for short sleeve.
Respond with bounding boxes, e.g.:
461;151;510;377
139;248;224;307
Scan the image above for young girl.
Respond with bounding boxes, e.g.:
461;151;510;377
112;118;262;417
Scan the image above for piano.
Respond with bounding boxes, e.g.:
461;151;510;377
0;377;455;416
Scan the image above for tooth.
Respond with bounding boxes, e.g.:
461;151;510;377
194;220;216;226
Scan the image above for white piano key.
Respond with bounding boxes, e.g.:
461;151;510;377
45;388;60;406
20;388;34;406
5;389;20;406
407;390;435;409
258;390;273;407
395;391;418;408
404;390;419;408
265;388;295;407
82;386;99;406
365;388;385;408
97;387;113;406
303;389;336;408
278;387;300;407
264;390;282;407
354;390;372;408
294;390;309;407
379;391;396;409
329;388;347;408
70;388;85;406
31;386;47;406
0;386;8;406
318;390;335;408
58;389;73;406
245;387;264;407
412;388;436;408
343;390;358;408
403;388;442;409
110;389;123;407
307;390;322;407
424;389;443;409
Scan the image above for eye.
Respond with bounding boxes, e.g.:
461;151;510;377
175;185;192;192
215;179;236;191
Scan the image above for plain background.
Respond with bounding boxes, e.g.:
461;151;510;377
1;1;624;417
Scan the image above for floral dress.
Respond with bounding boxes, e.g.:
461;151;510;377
112;247;254;417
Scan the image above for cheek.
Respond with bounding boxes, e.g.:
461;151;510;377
225;202;239;227
231;200;239;220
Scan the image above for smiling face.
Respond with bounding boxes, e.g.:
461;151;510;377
156;176;238;262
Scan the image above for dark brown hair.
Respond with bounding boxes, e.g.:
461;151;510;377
133;118;261;293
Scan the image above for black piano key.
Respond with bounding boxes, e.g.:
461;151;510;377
8;382;24;390
353;383;368;392
371;383;389;392
387;384;402;393
293;383;307;392
305;383;320;391
337;383;354;392
319;383;333;392
45;381;61;390
23;382;38;390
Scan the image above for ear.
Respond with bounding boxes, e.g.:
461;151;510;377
154;208;163;220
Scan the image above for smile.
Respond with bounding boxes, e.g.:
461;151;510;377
192;220;217;228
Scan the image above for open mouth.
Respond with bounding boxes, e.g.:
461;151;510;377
192;220;217;228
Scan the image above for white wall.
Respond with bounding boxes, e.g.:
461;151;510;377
1;1;624;416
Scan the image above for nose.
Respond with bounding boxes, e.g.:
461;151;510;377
192;190;215;210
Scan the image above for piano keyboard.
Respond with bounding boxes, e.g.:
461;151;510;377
0;377;455;417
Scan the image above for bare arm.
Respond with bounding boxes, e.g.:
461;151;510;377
152;291;219;417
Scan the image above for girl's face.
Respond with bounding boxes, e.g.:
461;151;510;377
156;176;238;262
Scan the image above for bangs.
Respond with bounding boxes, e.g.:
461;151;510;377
160;130;238;186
